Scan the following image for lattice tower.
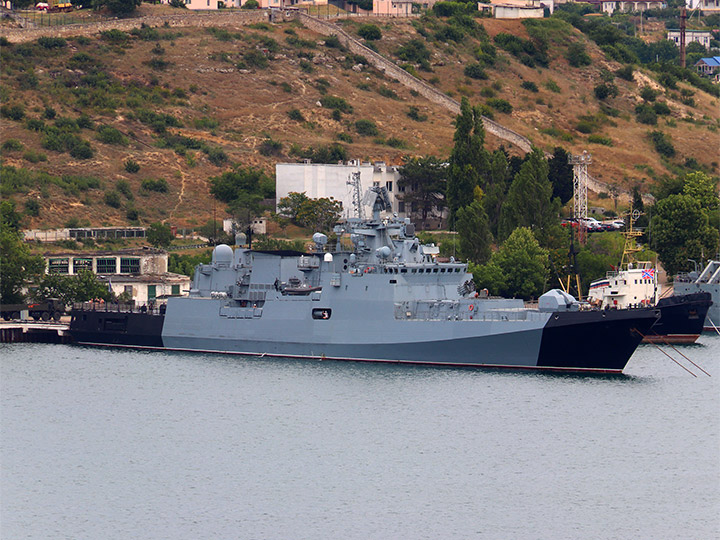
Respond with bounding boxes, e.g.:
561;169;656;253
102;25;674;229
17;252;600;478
347;171;364;220
569;151;591;244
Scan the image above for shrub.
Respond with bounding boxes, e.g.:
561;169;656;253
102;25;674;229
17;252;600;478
43;107;57;120
23;150;47;163
521;81;539;92
204;147;228;166
194;117;219;130
544;79;561;93
377;86;399;100
1;139;23;151
116;179;133;199
68;139;93;159
287;109;305;122
259;137;282;156
124;159;140;173
299;59;314;73
594;83;618;100
244;49;268;69
141;178;169;192
384;137;406;148
566;42;591;67
653;101;671;115
616;65;634;81
104;190;122;208
635;104;657;125
97;125;128;145
486;98;513;114
146;58;171;71
26;118;45;131
336;132;353;143
355;119;379;136
640;86;658;102
588;134;613;146
100;29;130;44
324;35;342;49
25;199;40;217
320;95;353;114
1;104;25;121
37;36;67;49
406;106;427;122
464;63;488;80
358;24;381;41
649;131;675;158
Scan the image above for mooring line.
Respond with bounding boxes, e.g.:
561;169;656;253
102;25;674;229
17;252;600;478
633;329;697;377
707;316;720;337
648;333;711;377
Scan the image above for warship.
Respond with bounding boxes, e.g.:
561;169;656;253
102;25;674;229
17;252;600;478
674;260;720;333
69;188;659;373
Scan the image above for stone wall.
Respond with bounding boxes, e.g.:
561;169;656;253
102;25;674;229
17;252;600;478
0;10;267;43
292;12;534;154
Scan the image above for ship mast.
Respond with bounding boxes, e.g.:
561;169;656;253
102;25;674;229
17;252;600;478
620;207;644;268
347;171;364;220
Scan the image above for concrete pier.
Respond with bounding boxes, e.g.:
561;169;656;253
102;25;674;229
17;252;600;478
0;322;71;344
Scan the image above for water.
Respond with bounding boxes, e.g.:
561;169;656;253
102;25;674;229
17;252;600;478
2;337;719;540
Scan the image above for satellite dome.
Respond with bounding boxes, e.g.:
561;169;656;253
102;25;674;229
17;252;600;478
212;244;233;266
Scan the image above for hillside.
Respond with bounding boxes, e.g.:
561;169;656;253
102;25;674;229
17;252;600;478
1;9;718;232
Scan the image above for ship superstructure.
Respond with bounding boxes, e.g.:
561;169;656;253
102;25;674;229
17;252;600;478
674;260;720;332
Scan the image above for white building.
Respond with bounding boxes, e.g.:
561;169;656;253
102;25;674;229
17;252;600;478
667;29;713;49
43;248;191;303
276;160;405;219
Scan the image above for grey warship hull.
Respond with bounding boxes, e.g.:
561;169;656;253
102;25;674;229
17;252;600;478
69;191;658;374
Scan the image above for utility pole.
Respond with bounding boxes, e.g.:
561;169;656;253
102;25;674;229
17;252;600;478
680;7;687;68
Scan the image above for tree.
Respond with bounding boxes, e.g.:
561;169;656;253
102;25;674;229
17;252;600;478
0;226;45;304
498;148;559;244
483;149;511;238
397;156;447;230
547;147;573;205
456;190;493;265
209;167;274;204
92;0;141;15
32;270;112;304
650;194;718;276
446;98;490;222
277;192;341;233
147;222;174;248
493;227;549;299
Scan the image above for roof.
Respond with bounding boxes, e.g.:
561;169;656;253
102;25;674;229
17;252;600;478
697;56;720;67
44;248;166;257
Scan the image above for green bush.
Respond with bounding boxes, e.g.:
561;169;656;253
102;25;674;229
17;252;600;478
384;137;406;148
464;63;488;80
287;109;305;122
124;159;140;173
23;150;47;163
649;130;675;158
1;104;25;121
653;101;671;115
588;134;613;146
521;81;539;92
116;179;133;199
336;132;353;143
141;178;169;192
320;95;353;114
324;35;342;49
593;83;618;100
377;86;399;99
544;79;561;93
43;107;57;120
640;86;658;102
97;125;128;145
243;49;268;69
204;147;228;166
486;98;513;114
355;119;379;136
1;139;24;151
615;65;634;81
406;106;427;122
37;36;67;49
104;190;122;208
358;24;381;41
635;103;657;125
25;199;40;217
566;42;591;67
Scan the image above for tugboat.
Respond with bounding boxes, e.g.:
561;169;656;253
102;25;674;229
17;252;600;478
674;260;720;333
587;211;711;344
70;188;659;373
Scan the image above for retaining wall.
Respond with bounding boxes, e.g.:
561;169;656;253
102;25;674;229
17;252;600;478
0;10;267;43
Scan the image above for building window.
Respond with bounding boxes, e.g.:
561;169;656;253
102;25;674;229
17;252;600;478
124;285;133;295
398;201;405;213
398;184;405;193
148;285;157;299
171;284;180;295
96;258;117;274
73;258;93;273
373;181;380;187
386;181;393;192
120;258;140;274
48;258;69;274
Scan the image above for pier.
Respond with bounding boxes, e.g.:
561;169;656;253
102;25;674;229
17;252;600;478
0;321;72;344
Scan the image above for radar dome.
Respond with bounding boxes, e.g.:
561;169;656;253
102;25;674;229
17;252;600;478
212;244;233;266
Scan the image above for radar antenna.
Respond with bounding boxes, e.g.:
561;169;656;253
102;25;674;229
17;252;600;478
347;171;364;220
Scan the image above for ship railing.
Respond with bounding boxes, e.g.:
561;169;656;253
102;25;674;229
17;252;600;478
72;301;166;315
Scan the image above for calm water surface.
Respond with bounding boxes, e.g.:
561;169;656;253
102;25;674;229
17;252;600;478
2;336;719;539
